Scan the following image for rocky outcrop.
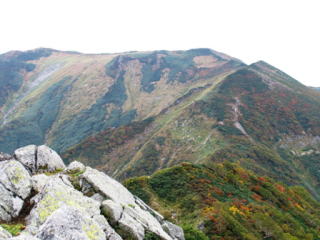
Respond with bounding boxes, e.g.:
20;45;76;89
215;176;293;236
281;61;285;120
65;160;85;174
0;160;32;221
0;145;184;240
14;145;65;174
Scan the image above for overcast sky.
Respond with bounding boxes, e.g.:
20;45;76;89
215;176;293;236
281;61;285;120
0;0;319;86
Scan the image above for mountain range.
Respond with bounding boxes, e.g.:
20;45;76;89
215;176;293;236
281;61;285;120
1;47;320;239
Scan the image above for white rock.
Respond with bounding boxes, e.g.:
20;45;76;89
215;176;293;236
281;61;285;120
81;167;176;240
91;193;105;203
80;167;135;205
26;177;100;234
0;183;24;221
56;173;73;188
92;215;123;240
35;206;106;240
32;174;73;193
36;145;65;173
162;221;185;240
123;206;172;240
118;212;145;240
14;145;37;173
134;196;164;222
66;161;85;174
0;160;32;199
0;160;32;221
0;205;12;222
101;200;123;223
31;174;50;193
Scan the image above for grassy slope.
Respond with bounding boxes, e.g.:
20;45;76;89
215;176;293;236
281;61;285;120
0;48;242;153
125;163;320;240
64;62;320;199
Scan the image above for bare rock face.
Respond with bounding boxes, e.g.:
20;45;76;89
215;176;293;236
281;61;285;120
65;161;85;174
26;177;101;235
35;206;106;240
36;145;65;173
0;145;184;240
0;152;13;161
14;145;65;174
80;167;136;204
81;167;184;240
0;160;32;221
14;145;37;174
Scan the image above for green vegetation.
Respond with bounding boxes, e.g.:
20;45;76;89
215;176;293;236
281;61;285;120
0;77;71;153
126;163;320;240
63;62;320;202
199;94;230;121
124;176;151;203
63;118;153;166
0;60;33;106
182;224;209;240
50;67;136;152
0;48;54;106
143;231;162;240
219;69;269;95
0;223;25;236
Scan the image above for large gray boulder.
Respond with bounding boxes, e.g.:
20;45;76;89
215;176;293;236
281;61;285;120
101;200;123;224
14;145;65;174
81;168;180;240
92;215;123;240
14;145;37;173
66;161;85;174
80;167;135;204
31;174;50;193
162;221;185;240
0;183;24;221
0;160;32;221
35;206;106;240
26;177;100;234
36;145;65;173
0;160;32;199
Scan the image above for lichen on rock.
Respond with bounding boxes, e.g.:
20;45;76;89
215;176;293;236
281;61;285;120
0;145;184;240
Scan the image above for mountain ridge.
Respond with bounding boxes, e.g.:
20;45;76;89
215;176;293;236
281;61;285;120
1;47;320;198
63;59;320;200
1;47;320;239
0;47;244;153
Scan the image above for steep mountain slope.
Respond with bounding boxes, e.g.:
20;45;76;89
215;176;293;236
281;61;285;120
125;163;320;240
64;61;320;198
0;48;243;153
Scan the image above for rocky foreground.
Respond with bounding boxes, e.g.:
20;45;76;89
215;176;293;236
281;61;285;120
0;145;184;240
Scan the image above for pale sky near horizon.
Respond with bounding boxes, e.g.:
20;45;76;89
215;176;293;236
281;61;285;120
0;0;319;86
